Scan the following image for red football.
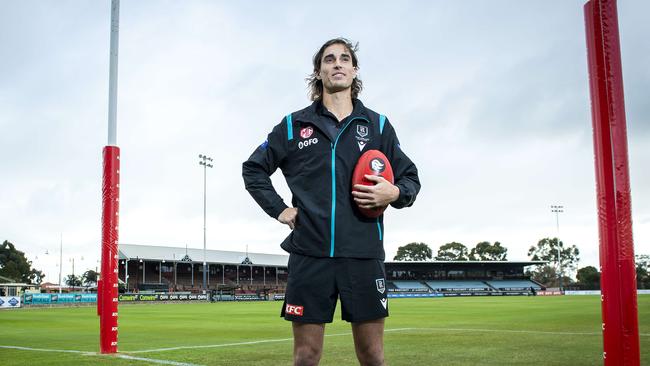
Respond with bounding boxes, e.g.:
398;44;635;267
351;150;394;218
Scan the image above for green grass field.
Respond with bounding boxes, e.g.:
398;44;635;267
1;296;648;365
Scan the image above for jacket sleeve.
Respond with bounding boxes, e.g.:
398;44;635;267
242;120;290;219
381;118;421;209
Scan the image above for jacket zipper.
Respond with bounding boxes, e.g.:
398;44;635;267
330;117;369;257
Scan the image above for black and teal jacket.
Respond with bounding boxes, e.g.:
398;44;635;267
242;99;420;260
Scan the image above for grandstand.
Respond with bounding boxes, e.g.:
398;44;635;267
384;260;545;296
118;244;545;297
487;280;542;291
425;280;491;291
391;281;430;291
117;244;289;294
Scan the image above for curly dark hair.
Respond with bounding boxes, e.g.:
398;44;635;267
306;38;363;101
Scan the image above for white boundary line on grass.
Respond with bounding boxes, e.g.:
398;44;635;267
0;345;202;366
2;326;648;361
126;328;415;354
126;326;650;354
0;345;94;355
113;354;203;366
420;327;650;337
412;327;604;336
399;327;650;337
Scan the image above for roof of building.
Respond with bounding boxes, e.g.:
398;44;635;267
385;260;546;266
385;261;548;267
0;275;17;283
117;244;545;268
118;243;289;267
0;283;32;287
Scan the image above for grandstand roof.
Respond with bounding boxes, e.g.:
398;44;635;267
0;275;17;283
117;244;545;268
118;244;288;267
385;260;546;265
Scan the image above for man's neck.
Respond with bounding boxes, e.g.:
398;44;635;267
322;90;353;122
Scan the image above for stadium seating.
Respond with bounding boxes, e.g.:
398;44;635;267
486;280;541;290
392;281;430;290
425;281;491;291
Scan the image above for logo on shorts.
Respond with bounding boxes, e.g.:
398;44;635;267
300;127;314;139
380;298;388;310
376;278;385;294
285;303;304;316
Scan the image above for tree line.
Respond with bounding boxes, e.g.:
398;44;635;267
394;241;508;261
3;238;649;290
393;238;650;289
1;240;98;289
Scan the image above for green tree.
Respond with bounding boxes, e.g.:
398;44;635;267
31;269;45;285
435;242;469;261
528;237;580;274
0;240;45;284
82;270;99;288
524;266;573;288
636;254;650;289
65;274;82;288
469;241;508;261
393;242;432;261
525;265;557;287
576;266;600;290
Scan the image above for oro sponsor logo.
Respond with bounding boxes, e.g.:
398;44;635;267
285;303;304;316
300;127;314;139
298;138;319;150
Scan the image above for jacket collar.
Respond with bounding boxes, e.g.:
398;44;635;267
295;99;370;139
316;98;368;120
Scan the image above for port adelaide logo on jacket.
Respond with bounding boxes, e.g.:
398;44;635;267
298;126;318;150
356;125;370;151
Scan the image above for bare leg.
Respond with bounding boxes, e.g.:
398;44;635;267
352;318;385;366
292;322;325;366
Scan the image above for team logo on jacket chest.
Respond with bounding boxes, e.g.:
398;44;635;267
300;127;314;139
356;125;370;151
298;126;318;150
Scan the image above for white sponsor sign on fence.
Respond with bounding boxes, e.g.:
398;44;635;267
565;290;650;296
0;296;22;308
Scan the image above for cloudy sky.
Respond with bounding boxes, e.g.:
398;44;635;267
1;1;648;282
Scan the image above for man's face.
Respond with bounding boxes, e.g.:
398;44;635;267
317;43;357;94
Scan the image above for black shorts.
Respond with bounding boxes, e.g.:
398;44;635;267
281;253;389;323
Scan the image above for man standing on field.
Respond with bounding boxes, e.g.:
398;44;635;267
243;38;420;366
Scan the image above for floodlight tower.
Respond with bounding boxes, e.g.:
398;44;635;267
199;154;213;294
551;205;563;291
